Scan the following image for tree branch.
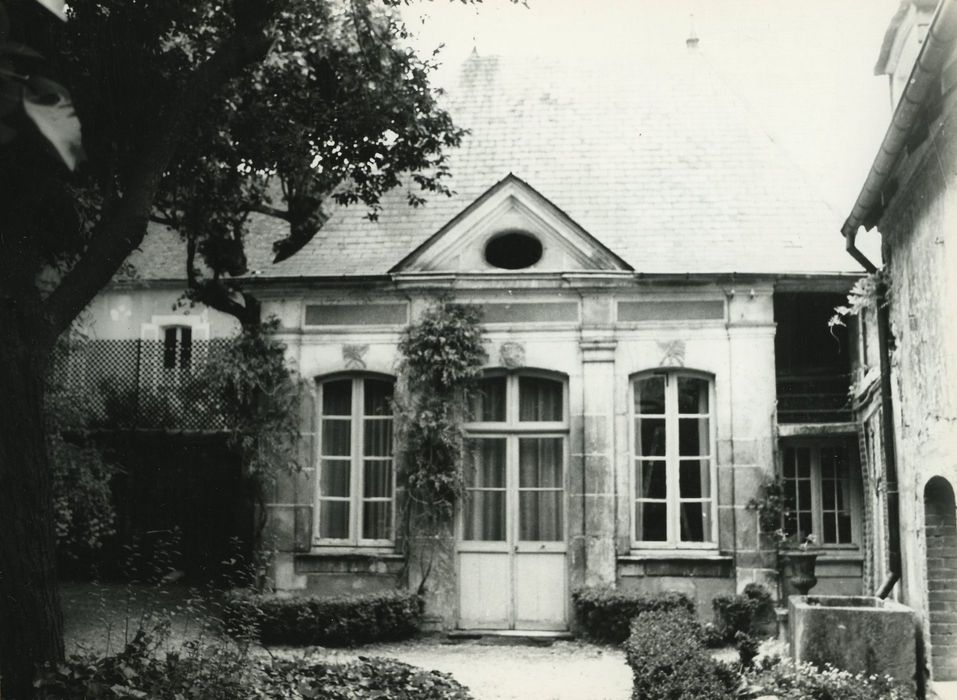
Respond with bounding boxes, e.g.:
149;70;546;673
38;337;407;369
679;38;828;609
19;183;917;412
42;20;278;343
252;203;292;221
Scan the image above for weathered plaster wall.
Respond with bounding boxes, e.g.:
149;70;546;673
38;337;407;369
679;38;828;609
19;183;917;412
879;103;957;677
259;283;795;626
82;287;241;339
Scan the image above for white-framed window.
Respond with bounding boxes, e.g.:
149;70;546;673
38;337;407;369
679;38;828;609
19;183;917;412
140;315;210;380
315;375;395;546
463;371;568;544
631;371;716;547
780;440;861;546
162;325;193;369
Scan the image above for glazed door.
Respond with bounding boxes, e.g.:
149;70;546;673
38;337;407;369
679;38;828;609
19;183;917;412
457;435;567;630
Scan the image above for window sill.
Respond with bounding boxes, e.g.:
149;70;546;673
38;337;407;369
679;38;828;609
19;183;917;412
306;545;400;558
621;551;731;563
618;551;734;578
295;549;404;575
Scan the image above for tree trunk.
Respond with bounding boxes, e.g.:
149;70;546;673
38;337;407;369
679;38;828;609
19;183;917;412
0;316;63;699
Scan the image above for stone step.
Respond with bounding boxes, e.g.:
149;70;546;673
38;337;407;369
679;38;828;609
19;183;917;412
446;629;574;645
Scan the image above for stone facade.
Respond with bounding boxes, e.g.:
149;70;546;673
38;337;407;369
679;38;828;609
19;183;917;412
878;106;957;679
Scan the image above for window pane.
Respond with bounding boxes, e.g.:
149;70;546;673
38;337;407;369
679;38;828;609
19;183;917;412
636;501;667;541
519;376;563;421
179;326;192;368
362;501;391;540
634;376;665;415
679;417;709;456
470;376;506;422
519;438;563;488
319;501;349;539
322;419;351;456
322;380;352;415
796;447;811;478
636;460;666;499
637;418;666;456
363;419;392;457
679;459;711;499
680;501;711;542
464;491;506;541
363;460;392;498
320;459;350;497
782;447;795;478
520;491;563;541
163;327;178;369
364;379;393;416
467;439;506;488
678;376;709;414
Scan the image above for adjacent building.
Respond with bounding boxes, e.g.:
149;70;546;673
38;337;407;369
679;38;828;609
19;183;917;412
841;0;957;682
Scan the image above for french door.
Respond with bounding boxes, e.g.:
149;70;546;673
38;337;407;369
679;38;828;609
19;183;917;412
457;373;568;631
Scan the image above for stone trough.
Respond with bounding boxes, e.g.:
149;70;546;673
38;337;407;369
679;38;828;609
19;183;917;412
788;595;917;688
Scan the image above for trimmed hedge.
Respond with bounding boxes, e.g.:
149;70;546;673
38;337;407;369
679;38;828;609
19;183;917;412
222;588;423;646
624;608;736;700
711;583;775;643
571;587;695;644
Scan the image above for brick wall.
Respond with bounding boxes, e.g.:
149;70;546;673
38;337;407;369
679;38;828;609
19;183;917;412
925;477;957;680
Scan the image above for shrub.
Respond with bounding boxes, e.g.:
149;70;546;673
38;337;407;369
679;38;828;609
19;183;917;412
711;583;775;643
38;632;473;699
740;656;912;700
36;627;264;699
222;588;423;646
572;587;695;644
624;608;736;700
269;657;473;699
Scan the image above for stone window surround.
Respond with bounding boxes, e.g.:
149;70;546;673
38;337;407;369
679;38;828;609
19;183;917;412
313;372;397;549
629;369;719;551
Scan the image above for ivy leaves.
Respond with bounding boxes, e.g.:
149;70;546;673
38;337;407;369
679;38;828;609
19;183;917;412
396;302;486;522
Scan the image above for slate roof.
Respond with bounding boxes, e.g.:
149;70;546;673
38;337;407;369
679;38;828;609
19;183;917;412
127;48;854;282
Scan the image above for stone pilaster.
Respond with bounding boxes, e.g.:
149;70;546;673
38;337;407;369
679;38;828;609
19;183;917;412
576;336;618;587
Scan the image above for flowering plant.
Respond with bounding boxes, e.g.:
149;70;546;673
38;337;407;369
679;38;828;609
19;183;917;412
772;530;818;550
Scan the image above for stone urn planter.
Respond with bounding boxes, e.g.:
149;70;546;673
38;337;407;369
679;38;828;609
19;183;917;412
780;551;818;596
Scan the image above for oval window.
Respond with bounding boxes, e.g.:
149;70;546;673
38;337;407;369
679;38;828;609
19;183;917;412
484;231;543;269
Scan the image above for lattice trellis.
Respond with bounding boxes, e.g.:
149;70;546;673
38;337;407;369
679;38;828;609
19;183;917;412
50;339;234;431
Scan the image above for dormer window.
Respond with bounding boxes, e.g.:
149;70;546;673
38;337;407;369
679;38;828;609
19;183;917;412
484;230;543;269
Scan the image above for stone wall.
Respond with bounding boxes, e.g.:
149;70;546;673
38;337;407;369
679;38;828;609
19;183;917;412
878;100;957;679
253;282;857;627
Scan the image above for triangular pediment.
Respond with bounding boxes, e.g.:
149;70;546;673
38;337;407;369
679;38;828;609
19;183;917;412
390;174;632;274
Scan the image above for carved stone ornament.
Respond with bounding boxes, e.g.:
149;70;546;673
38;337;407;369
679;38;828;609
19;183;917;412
499;341;526;369
342;344;368;369
658;339;686;367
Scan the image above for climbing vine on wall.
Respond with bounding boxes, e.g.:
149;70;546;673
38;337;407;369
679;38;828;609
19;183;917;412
202;318;304;531
395;302;487;549
828;268;888;330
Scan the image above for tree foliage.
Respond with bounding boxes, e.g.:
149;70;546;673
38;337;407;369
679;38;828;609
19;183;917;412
201;318;302;488
0;0;505;693
4;0;469;331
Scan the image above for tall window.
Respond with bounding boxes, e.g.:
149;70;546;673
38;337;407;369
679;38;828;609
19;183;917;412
162;325;192;369
781;442;858;545
464;373;567;543
632;372;714;546
316;376;395;545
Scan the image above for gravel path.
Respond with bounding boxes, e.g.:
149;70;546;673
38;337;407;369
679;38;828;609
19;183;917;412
286;638;632;700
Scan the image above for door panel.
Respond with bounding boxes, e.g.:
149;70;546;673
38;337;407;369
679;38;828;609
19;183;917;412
458;432;567;630
514;551;567;630
458;552;511;629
